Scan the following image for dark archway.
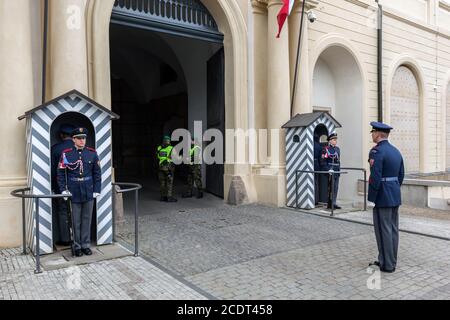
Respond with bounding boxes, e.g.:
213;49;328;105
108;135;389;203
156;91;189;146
110;0;225;201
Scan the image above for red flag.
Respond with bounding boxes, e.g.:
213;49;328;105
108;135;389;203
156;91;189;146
277;0;295;38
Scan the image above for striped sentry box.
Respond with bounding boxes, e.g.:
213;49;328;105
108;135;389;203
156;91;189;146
283;112;341;210
20;90;119;255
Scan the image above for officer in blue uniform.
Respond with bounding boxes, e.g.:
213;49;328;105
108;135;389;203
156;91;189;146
51;124;75;245
321;133;341;209
57;128;102;257
368;122;405;273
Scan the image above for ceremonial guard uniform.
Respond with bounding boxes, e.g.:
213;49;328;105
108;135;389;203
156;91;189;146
320;133;341;209
368;122;405;273
57;128;101;257
51;124;75;245
183;140;203;199
157;136;177;202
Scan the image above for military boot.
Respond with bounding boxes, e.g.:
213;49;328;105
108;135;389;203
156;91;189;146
167;197;178;203
196;190;204;199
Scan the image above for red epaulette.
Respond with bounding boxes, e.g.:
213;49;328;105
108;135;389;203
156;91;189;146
87;147;97;152
62;148;73;153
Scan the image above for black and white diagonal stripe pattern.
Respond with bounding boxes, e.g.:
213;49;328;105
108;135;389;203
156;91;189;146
26;93;113;254
286;115;336;209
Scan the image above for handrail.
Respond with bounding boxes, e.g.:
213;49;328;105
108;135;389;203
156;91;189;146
295;170;348;217
112;183;142;257
10;188;73;274
11;182;142;274
340;167;368;212
295;168;368;216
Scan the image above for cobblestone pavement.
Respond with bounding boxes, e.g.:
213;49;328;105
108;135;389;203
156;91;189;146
3;200;450;300
0;248;206;300
338;208;450;239
116;203;450;300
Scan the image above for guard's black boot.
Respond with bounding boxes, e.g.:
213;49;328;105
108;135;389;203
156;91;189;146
182;192;193;198
160;196;168;202
81;248;92;256
369;261;380;267
167;197;178;203
334;205;342;210
196;191;204;199
74;249;83;257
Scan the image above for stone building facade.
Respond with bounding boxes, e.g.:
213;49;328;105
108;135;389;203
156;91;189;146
0;0;449;248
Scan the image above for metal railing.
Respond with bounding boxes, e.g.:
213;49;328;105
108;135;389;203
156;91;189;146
112;183;142;257
10;188;72;274
295;170;348;217
295;168;368;216
11;182;142;274
340;167;368;212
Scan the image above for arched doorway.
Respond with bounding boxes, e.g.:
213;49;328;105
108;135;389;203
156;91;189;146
50;112;96;247
390;66;421;173
312;45;364;202
109;0;225;199
87;0;249;203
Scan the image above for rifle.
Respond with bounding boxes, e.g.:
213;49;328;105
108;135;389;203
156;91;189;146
64;168;77;257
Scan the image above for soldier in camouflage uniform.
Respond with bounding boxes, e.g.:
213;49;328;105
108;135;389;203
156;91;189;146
157;136;177;202
183;139;203;199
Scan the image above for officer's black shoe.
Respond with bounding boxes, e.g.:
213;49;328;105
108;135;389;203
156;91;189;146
196;192;204;199
369;261;381;267
81;248;92;256
380;268;395;273
74;249;83;257
334;205;342;210
160;196;168;202
182;193;193;198
167;197;178;203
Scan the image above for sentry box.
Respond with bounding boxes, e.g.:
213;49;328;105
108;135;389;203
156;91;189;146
283;112;341;210
19;90;119;254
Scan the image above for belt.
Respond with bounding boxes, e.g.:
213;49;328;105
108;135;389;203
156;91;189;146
381;177;398;182
70;176;92;182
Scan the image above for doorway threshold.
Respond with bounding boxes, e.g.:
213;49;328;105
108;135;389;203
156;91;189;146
39;243;133;271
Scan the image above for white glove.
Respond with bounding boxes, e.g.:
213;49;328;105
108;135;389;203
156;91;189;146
93;193;100;199
61;190;71;201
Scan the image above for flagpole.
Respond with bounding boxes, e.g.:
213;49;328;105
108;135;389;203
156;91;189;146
290;0;307;119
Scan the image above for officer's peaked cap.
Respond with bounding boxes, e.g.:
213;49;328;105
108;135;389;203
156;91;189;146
71;127;88;138
370;122;393;132
327;133;338;141
163;135;171;141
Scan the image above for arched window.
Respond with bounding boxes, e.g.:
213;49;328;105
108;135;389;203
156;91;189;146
390;65;420;173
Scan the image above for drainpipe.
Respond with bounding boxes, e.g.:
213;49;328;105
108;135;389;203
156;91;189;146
42;0;49;104
376;0;383;122
290;0;307;119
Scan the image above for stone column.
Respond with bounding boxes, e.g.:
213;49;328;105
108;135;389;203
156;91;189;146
267;0;291;169
251;0;268;165
0;0;35;247
48;0;89;99
289;0;311;115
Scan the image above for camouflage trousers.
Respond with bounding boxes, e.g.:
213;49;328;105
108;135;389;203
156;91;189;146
158;168;174;197
187;165;203;193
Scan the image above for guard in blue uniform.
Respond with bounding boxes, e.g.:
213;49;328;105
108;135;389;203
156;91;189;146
51;124;75;245
321;133;341;209
368;122;405;273
57;128;102;257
